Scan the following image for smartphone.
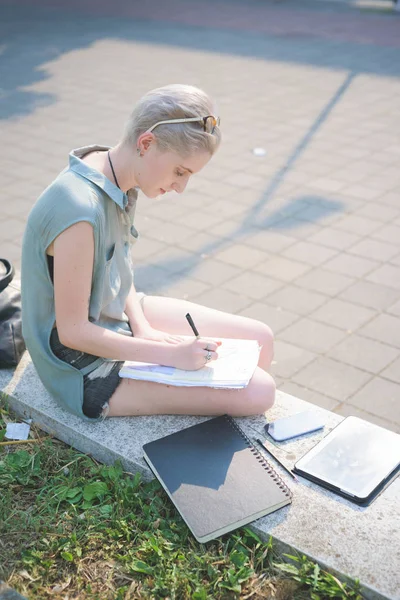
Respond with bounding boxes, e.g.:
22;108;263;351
265;410;325;442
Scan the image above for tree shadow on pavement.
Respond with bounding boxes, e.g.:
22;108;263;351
1;0;398;289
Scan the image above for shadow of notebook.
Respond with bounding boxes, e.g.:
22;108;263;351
143;415;292;543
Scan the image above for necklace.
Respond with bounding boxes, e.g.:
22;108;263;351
107;150;120;189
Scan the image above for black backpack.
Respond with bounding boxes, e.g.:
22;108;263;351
0;259;26;367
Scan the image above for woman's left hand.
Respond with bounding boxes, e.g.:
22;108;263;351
134;324;185;345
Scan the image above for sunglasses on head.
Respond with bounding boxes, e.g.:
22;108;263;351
146;115;220;134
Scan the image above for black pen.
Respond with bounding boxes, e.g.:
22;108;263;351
186;312;200;338
255;438;299;482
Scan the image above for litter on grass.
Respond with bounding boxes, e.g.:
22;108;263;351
5;420;32;440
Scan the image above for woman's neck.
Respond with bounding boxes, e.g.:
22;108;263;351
106;144;139;193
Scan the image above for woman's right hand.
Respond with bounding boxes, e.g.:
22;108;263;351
169;337;222;371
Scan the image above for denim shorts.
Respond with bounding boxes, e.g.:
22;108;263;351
49;328;124;419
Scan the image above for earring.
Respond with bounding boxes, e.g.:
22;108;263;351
137;148;142;157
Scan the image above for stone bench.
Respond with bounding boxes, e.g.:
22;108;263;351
1;353;399;600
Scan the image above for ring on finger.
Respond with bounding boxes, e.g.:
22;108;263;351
205;351;212;362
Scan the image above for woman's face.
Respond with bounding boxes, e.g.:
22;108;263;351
135;144;211;199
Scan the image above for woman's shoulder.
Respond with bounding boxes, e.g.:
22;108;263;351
30;170;106;224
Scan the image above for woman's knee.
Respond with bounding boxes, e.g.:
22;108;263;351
249;371;275;414
246;319;274;370
228;369;276;417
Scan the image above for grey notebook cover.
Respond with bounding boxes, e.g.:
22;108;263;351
143;415;292;543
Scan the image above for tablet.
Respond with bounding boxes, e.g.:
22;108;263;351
294;416;400;505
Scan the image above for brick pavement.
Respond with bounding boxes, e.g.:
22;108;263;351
1;0;399;432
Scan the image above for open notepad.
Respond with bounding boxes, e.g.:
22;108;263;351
119;338;261;388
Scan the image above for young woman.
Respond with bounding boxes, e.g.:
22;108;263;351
21;84;275;422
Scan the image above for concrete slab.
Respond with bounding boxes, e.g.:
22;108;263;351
1;353;399;600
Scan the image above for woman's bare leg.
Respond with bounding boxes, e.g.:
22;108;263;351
107;367;275;417
141;295;274;370
107;295;275;418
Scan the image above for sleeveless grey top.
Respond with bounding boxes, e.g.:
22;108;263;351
21;145;139;420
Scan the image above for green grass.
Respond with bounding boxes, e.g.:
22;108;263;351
0;395;364;600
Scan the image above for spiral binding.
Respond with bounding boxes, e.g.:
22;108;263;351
223;415;292;499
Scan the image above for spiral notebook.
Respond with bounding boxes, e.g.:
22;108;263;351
143;415;292;543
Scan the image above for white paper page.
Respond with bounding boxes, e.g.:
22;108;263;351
120;338;260;386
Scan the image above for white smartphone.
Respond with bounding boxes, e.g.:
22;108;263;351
266;410;325;442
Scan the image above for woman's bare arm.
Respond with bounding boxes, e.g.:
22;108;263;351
53;222;173;363
52;221;218;369
124;281;151;334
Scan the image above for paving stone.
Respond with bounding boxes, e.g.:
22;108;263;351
222;271;284;300
191;258;241;286
192;287;251;313
270;340;317;379
339;280;400;311
308;177;346;193
204;198;249;219
348;377;400;426
279;318;347;354
239;302;299;334
227;172;266;188
387;298;400;317
328;334;400;375
175;210;226;231
355;202;400;224
310;298;376;332
213;244;269;269
333;214;381;236
294;267;354;296
341;184;386;201
146;248;198;276
292;202;343;227
266;284;327;316
134;265;172;294
358;313;400;349
279;381;340;411
135;214;169;235
372;223;400;247
389;252;400;267
175;231;221;254
253;256;311;282
273;217;322;240
379;191;400;208
0;241;22;270
366;264;400;291
323;252;379;278
380;356;400;385
0;217;26;242
292;356;372;402
142;222;199;245
308;227;360;250
159;277;211;301
207;218;243;239
282;240;338;267
293;161;333;177
242;230;297;253
333;403;400;434
347;238;399;262
131;237;167;261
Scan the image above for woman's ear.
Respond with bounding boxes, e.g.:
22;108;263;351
137;132;155;155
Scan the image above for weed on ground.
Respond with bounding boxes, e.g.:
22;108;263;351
0;397;363;599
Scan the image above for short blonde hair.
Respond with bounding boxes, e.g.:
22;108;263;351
122;84;221;157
